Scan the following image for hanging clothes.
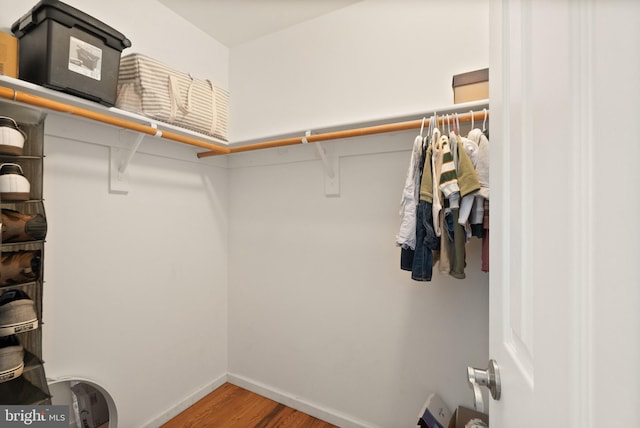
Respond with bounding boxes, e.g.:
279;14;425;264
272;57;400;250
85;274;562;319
397;114;490;281
482;199;490;272
430;133;462;276
410;130;440;281
467;128;490;198
396;135;425;250
449;132;481;279
412;197;438;281
456;135;481;227
467;128;490;271
433;134;461;221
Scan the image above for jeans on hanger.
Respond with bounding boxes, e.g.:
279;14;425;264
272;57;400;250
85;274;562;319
412;200;439;281
400;247;414;271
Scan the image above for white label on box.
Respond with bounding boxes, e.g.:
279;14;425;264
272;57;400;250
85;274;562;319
417;393;452;428
68;36;102;81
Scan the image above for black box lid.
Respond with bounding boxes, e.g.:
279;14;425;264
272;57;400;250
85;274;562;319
11;0;132;51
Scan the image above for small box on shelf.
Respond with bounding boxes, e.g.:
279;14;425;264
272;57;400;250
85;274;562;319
452;68;489;104
0;32;18;78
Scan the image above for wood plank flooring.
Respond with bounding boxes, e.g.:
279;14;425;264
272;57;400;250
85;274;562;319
161;383;337;428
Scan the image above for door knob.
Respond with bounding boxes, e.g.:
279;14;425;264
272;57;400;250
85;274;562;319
467;359;501;411
468;379;486;413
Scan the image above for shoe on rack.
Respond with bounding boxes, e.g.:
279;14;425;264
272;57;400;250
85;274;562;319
0;289;38;337
0;250;41;287
1;209;47;243
0;117;26;156
0;163;30;201
0;335;24;383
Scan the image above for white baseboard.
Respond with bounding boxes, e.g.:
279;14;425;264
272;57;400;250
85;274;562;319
140;373;228;428
227;372;379;428
140;372;380;428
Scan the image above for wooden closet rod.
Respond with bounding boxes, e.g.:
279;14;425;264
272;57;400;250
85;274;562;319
0;86;231;155
197;109;489;158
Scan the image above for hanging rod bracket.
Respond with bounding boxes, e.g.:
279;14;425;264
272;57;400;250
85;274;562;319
301;130;311;145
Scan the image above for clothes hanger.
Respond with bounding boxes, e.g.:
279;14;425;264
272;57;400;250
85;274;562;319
424;113;434;149
482;108;489;139
429;113;435;138
432;113;439;144
419;116;429;150
449;113;459;167
432;114;441;147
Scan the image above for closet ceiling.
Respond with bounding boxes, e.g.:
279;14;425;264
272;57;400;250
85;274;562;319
158;0;362;47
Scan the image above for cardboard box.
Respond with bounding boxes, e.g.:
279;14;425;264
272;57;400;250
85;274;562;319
416;393;452;428
0;32;18;77
447;406;489;428
71;382;110;428
452;68;489;104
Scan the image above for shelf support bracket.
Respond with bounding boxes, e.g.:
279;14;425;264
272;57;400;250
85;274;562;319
311;135;340;197
109;127;154;194
118;132;145;176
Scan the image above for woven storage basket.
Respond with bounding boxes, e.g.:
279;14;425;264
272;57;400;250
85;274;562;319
116;53;229;141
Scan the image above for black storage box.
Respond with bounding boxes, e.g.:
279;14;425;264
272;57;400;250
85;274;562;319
11;0;131;106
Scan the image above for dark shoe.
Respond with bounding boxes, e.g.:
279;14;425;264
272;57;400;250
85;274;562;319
0;251;41;286
2;209;47;243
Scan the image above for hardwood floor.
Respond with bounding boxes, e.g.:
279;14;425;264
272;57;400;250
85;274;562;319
161;383;337;428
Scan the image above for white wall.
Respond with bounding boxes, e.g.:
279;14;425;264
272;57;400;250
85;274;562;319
228;1;490;426
228;136;489;427
230;0;489;142
0;1;230;427
43;120;229;427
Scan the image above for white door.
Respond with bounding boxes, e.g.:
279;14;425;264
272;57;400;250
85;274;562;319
489;0;640;426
